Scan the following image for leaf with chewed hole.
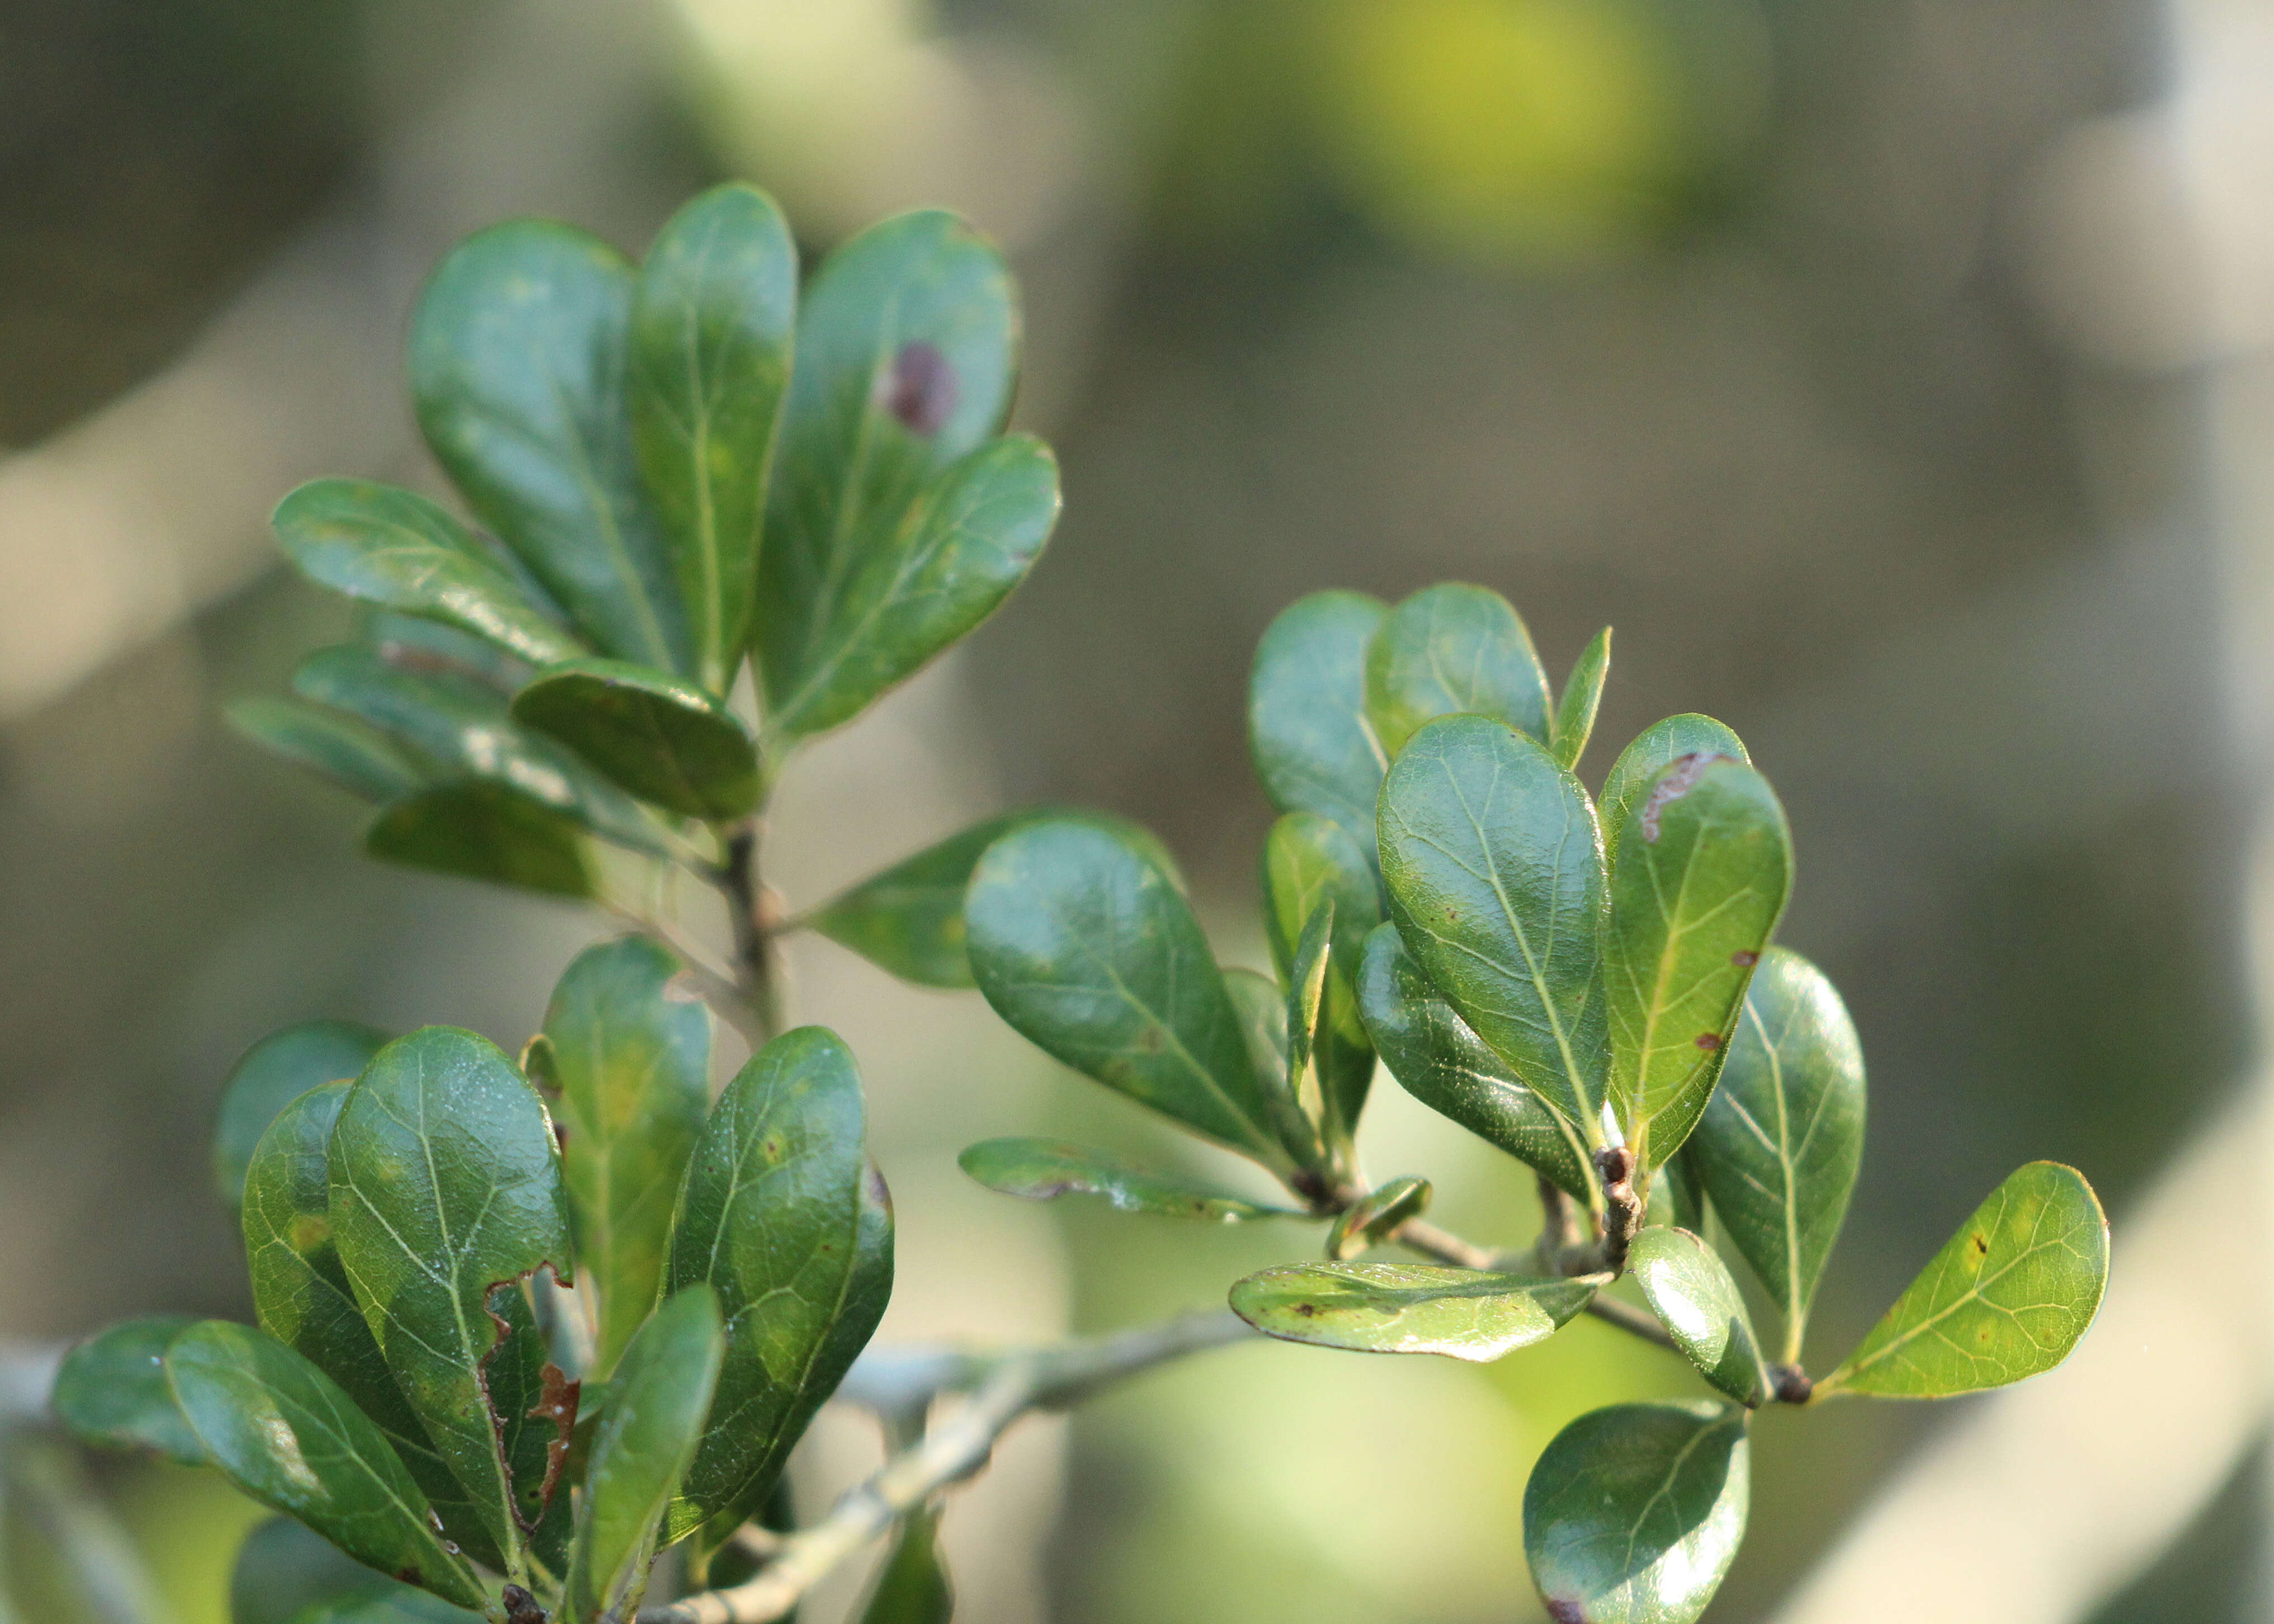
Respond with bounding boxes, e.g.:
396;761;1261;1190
1262;812;1380;1149
228;698;428;806
1819;1162;2108;1399
958;1138;1304;1222
1523;1401;1748;1624
213;1019;389;1209
366;783;596;900
1377;714;1609;1137
1366;583;1554;759
1249;591;1389;841
1597;715;1748;862
165;1323;488;1611
512;658;758;820
53;1317;206;1465
1326;1176;1431;1259
1627;1228;1767;1406
1230;1262;1596;1360
1602;754;1790;1170
328;1027;573;1564
1551;626;1610;771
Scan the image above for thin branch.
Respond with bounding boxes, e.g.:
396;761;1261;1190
719;823;784;1043
640;1312;1256;1624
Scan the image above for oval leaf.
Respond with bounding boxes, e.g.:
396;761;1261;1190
166;1323;487;1611
366;783;595;899
630;183;797;690
228;698;427;806
1690;947;1865;1354
213;1019;390;1208
1365;582;1553;758
53;1316;205;1465
512;658;759;820
1356;923;1591;1198
1262;812;1381;1148
411;219;691;675
1551;626;1611;771
272;479;585;669
958;1137;1303;1222
1248;591;1389;839
665;1028;893;1542
1524;1400;1749;1624
965;818;1299;1174
565;1285;726;1623
1602;754;1791;1169
543;937;713;1377
1229;1262;1596;1360
1597;715;1748;862
1626;1228;1767;1406
1326;1175;1431;1259
1376;714;1609;1137
1820;1162;2108;1399
758;210;1017;725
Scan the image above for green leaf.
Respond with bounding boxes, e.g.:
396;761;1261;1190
1355;924;1591;1198
361;611;535;695
165;1323;488;1611
762;432;1059;743
411;219;691;675
228;698;427;806
1229;1262;1594;1360
1376;714;1609;1137
1248;591;1389;838
272;479;585;669
1523;1401;1748;1624
630;182;797;691
52;1316;206;1465
1261;813;1380;1148
511;658;759;820
1224;965;1294;1105
542;937;713;1377
757;210;1018;728
366;784;595;900
284;1592;485;1624
213;1019;390;1208
965;818;1298;1174
1283;898;1334;1131
244;1083;502;1572
1661;1144;1707;1235
1365;583;1553;758
1602;754;1791;1169
1690;947;1865;1357
957;1138;1304;1222
230;1517;397;1624
665;1028;893;1542
1819;1162;2108;1399
1597;715;1748;862
1550;626;1610;771
856;1505;952;1624
565;1286;726;1624
1626;1228;1767;1406
328;1027;573;1562
294;645;668;857
1325;1175;1431;1259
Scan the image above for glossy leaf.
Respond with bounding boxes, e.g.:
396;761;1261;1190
229;1517;397;1624
1691;947;1865;1354
1551;626;1611;771
244;1083;501;1571
272;479;584;668
328;1027;573;1560
630;183;797;689
1627;1228;1767;1406
1249;591;1389;838
1262;812;1380;1146
1376;714;1609;1136
228;698;426;806
1366;583;1553;757
758;210;1017;725
1524;1401;1748;1624
366;784;595;900
965;818;1297;1173
512;658;759;820
1602;754;1791;1169
1284;898;1334;1128
1597;715;1748;861
1356;924;1591;1198
52;1316;205;1465
1230;1262;1594;1360
1662;1144;1707;1235
542;937;713;1377
565;1286;726;1624
1224;966;1295;1120
665;1028;893;1542
856;1505;952;1624
213;1019;389;1208
762;433;1059;743
362;610;535;695
411;219;691;675
957;1137;1303;1222
165;1323;487;1610
1326;1175;1431;1259
1820;1162;2108;1399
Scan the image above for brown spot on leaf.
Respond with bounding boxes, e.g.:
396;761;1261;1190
1730;950;1758;967
1694;1032;1721;1051
1139;1025;1165;1053
1638;752;1724;842
526;1362;581;1521
397;1568;422;1587
885;341;956;435
501;1584;546;1624
1547;1601;1587;1623
1295;1303;1317;1318
1973;1233;1990;1255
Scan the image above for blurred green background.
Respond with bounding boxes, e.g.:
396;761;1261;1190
2;1;2267;1620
